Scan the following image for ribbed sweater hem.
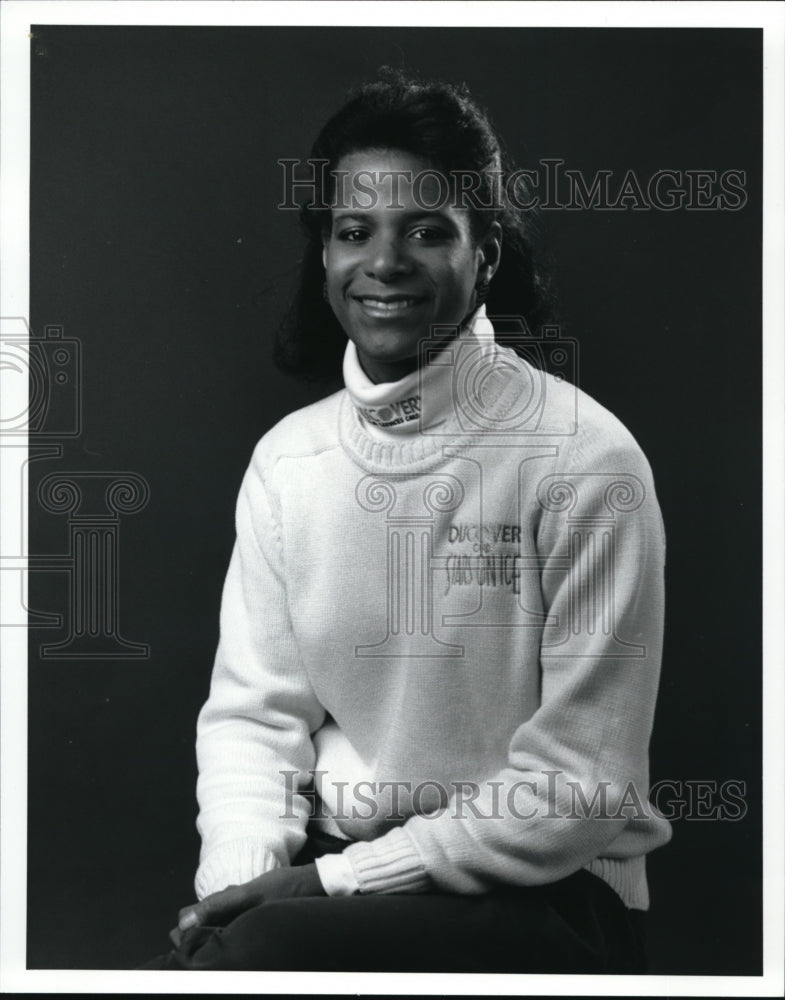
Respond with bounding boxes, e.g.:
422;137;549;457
342;827;650;909
195;838;282;900
342;826;432;894
585;854;649;910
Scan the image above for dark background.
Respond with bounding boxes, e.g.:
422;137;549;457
27;26;761;972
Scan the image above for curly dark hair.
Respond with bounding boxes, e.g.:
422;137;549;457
275;68;557;381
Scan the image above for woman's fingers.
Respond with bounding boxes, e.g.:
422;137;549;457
178;884;250;931
174;867;322;936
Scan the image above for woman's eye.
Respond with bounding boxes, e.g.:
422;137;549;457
410;227;446;242
337;228;368;243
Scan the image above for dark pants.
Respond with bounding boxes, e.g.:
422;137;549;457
141;825;648;973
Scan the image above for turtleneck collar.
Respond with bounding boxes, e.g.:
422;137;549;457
342;305;496;443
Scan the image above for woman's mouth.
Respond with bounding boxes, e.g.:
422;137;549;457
353;295;426;316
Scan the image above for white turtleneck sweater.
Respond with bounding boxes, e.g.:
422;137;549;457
194;307;671;909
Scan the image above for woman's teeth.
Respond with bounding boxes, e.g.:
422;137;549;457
358;298;419;312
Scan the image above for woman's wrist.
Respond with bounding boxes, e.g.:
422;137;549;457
296;861;328;896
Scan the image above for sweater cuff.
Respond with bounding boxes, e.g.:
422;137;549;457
314;852;360;896
194;838;282;900
342;826;432;894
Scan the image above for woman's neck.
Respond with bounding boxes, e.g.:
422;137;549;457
351;307;484;385
342;305;494;442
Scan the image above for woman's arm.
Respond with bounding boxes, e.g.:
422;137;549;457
193;444;326;901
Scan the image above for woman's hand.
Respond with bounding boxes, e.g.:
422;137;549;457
171;863;326;946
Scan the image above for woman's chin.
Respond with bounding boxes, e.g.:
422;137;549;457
351;329;425;362
354;345;421;383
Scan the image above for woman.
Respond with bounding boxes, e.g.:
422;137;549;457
144;70;671;973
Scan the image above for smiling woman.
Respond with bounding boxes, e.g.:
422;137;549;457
141;68;671;974
275;70;554;384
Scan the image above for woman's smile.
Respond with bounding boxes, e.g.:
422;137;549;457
351;292;429;318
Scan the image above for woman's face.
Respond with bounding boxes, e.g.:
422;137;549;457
322;148;499;384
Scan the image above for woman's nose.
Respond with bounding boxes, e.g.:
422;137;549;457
364;237;413;281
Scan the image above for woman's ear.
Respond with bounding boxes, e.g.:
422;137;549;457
478;221;503;283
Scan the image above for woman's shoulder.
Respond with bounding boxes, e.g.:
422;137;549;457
249;388;346;471
571;380;646;456
511;353;654;478
556;380;657;494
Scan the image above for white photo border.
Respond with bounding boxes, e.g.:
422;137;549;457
1;1;782;995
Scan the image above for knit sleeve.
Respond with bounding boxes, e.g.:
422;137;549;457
341;429;671;900
193;443;326;900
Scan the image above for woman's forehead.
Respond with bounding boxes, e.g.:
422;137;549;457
336;147;434;175
331;148;466;217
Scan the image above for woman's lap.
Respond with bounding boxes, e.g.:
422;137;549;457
140;869;647;973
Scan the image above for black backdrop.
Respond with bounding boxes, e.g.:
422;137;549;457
27;26;761;973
